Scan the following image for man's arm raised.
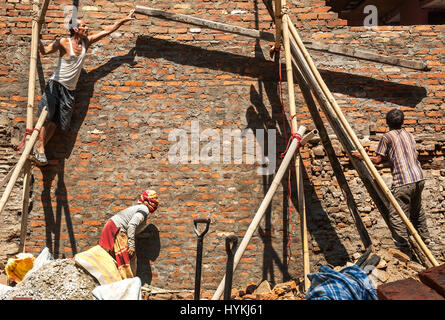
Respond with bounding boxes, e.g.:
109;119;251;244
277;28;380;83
38;38;62;56
87;10;135;46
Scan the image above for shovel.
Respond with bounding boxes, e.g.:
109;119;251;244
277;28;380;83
193;218;211;300
224;235;238;300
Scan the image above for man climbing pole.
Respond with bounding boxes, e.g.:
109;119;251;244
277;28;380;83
352;108;433;253
99;189;159;279
32;9;136;166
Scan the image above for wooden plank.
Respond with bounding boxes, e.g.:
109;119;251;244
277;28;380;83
135;5;275;42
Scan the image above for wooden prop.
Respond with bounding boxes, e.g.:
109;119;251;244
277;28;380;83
20;0;51;253
280;2;310;291
285;15;438;267
211;127;319;300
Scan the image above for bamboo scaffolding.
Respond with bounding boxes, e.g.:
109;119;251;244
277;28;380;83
211;127;318;300
285;15;438;267
292;63;373;249
0;108;48;217
280;0;310;291
20;0;51;253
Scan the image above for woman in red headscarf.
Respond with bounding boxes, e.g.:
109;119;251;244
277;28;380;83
99;189;159;279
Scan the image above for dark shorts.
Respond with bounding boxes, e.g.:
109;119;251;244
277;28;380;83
37;80;75;131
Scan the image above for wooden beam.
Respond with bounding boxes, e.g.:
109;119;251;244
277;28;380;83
281;5;311;292
134;5;275;42
291;58;373;249
20;0;51;253
274;0;282;50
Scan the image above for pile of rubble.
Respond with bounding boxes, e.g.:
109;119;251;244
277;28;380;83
144;247;426;300
1;259;98;300
0;247;427;300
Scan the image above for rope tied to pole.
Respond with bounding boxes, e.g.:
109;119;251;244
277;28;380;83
277;47;304;260
16;128;40;152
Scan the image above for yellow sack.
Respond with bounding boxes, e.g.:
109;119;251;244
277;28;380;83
74;245;122;285
5;253;35;283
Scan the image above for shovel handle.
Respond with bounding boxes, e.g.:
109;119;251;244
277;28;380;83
225;235;238;255
194;218;211;238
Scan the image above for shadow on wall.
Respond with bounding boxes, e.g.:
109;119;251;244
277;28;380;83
37;48;137;257
134;35;427;108
135;223;161;285
247;81;351;272
38;159;77;258
132;34;427;281
36;32;428;269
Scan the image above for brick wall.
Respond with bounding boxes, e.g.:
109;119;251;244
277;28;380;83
0;0;444;290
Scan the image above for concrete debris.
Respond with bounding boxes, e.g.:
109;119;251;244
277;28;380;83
1;259;98;300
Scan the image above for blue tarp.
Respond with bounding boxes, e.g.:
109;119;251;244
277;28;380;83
305;264;378;300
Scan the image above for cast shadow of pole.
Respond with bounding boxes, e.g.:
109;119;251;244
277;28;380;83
39;158;77;258
38;48;137;257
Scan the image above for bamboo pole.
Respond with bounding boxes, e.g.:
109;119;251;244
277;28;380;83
273;0;282;50
0;108;48;217
20;0;51;253
211;127;318;300
281;6;310;291
285;16;438;267
135;5;275;42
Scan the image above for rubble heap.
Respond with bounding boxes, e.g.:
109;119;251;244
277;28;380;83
1;259;98;300
0;247;429;300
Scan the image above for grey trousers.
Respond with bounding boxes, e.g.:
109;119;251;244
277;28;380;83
389;180;431;245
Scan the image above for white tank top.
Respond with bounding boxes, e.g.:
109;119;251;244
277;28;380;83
50;38;87;91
